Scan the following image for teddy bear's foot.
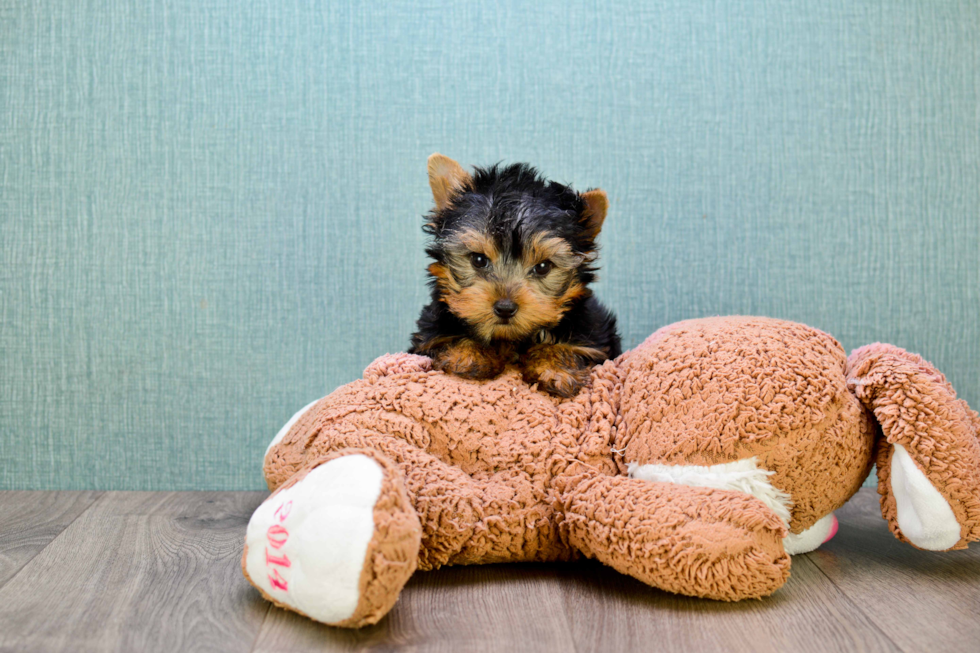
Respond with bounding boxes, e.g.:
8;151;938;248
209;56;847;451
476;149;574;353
242;450;422;627
886;444;962;550
783;513;838;555
848;343;980;550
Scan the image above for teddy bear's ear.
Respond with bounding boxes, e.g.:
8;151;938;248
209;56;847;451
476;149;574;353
579;189;608;240
427;153;472;212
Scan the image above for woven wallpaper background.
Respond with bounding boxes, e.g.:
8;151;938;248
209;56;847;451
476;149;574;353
2;0;978;490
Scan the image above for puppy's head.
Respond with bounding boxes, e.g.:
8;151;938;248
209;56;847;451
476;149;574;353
423;153;608;343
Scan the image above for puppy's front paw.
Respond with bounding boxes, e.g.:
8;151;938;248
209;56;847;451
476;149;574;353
432;339;507;380
521;344;594;398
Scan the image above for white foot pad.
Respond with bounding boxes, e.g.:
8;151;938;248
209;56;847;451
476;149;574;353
783;512;838;555
244;455;383;623
891;443;961;550
266;399;320;455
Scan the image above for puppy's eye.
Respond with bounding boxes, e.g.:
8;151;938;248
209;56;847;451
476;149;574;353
470;253;489;269
532;260;553;277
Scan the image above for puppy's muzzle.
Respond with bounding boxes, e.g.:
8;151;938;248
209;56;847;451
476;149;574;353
492;299;519;320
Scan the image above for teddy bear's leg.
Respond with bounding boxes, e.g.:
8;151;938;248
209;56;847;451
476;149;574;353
560;470;791;600
848;344;980;550
384;440;569;567
319;431;569;569
266;418;569;569
242;448;421;628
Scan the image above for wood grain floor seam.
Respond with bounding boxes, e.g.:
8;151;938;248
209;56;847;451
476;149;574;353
804;493;980;653
0;490;105;591
0;491;271;652
247;603;275;653
553;578;582;653
796;554;906;653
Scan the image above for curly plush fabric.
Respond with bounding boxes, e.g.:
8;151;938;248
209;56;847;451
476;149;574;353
245;316;980;627
847;344;980;549
617;317;877;531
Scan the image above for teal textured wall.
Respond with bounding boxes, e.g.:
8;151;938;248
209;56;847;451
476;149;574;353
2;1;978;490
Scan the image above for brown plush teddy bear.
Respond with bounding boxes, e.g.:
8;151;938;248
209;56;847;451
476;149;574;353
242;316;980;627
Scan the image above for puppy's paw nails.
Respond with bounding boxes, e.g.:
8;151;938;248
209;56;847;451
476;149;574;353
432;346;505;380
434;359;493;380
524;367;588;398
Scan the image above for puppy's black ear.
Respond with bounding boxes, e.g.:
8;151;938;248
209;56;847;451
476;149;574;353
579;189;608;240
427;153;472;212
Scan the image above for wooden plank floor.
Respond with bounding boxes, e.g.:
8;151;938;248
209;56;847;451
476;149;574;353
0;489;976;653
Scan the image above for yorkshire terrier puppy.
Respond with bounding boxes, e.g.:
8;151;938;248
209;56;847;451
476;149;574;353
409;153;621;397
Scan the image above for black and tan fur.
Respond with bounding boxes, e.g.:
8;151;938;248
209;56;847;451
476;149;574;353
409;154;621;398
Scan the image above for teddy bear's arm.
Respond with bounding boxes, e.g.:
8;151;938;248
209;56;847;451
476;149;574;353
847;343;980;550
559;469;791;600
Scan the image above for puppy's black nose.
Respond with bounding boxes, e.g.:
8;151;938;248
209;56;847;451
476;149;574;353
493;299;518;319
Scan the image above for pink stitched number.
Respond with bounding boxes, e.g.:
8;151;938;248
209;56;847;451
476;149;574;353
274;501;293;522
266;500;294;590
268;569;288;591
266;524;288;549
265;548;291;568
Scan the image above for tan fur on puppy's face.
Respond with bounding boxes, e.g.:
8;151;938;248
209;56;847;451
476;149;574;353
434;228;590;343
